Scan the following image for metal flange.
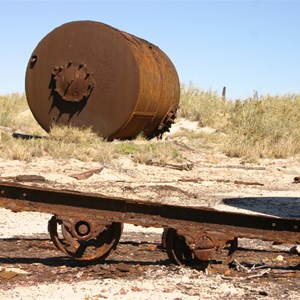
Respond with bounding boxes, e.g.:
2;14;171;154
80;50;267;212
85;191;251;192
53;62;95;102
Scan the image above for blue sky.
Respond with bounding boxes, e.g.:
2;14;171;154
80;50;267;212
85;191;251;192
1;0;300;99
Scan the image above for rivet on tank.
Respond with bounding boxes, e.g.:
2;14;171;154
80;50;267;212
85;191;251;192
25;20;180;140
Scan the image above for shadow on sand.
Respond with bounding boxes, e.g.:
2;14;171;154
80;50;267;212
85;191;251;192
223;196;300;218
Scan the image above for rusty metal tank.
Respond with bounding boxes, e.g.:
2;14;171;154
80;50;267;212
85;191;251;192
25;20;180;140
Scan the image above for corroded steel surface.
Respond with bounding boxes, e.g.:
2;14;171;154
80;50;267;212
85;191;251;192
48;216;122;261
25;21;180;140
0;181;299;241
0;181;299;264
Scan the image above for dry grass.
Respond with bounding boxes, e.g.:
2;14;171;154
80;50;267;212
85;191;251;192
0;126;116;163
178;84;231;129
169;128;225;153
115;140;181;164
0;93;43;134
178;86;300;161
224;95;300;160
0;93;181;163
1;89;300;163
47;125;116;162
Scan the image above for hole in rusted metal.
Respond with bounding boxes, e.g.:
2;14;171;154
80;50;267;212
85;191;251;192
30;55;38;68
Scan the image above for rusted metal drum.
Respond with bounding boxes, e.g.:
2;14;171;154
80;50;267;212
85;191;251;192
25;21;180;140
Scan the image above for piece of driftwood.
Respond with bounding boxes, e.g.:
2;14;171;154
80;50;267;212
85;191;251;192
15;175;46;182
178;178;263;186
233;180;264;186
145;160;194;171
70;167;104;180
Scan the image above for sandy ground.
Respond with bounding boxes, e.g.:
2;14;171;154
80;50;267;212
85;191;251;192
0;119;299;299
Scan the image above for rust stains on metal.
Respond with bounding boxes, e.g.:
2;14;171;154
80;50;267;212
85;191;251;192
0;181;299;265
25;21;180;140
52;62;95;102
48;216;122;261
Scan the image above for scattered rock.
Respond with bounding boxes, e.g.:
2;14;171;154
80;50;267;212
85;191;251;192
115;263;131;272
275;255;284;262
0;267;31;280
4;267;31;275
293;176;300;183
0;270;18;280
131;286;142;292
290;245;300;255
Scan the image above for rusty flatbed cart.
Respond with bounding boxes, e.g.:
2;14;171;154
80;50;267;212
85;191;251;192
0;181;299;265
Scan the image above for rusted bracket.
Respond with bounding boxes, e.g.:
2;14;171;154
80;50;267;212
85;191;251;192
0;181;299;245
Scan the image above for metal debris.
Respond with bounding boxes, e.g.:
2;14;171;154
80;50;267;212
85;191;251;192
0;181;299;266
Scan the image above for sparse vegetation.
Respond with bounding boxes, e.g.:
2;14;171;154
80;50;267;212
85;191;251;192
0;95;181;163
0;93;43;134
224;95;300;160
178;84;230;129
1;88;300;163
114;140;181;164
0;126;116;163
178;84;300;161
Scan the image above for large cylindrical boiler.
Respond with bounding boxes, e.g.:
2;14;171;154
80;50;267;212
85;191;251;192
25;21;180;140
